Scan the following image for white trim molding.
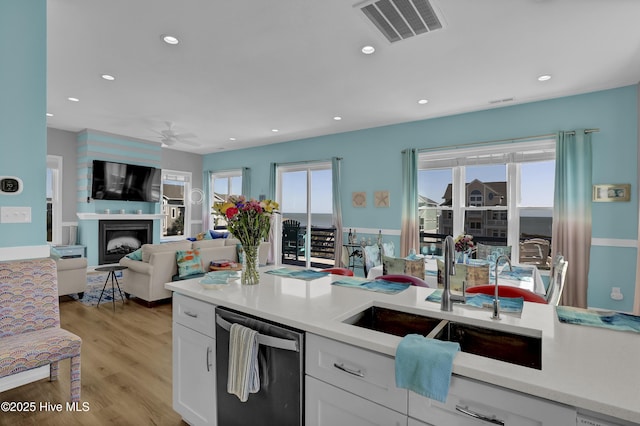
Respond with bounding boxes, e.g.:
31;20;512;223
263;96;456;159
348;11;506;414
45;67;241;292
591;238;637;248
0;367;48;392
77;213;164;220
0;245;49;261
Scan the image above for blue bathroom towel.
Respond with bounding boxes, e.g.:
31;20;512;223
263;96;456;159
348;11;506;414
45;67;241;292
395;334;460;403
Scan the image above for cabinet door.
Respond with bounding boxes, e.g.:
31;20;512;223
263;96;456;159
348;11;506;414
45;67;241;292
173;323;216;426
306;375;407;426
409;375;576;426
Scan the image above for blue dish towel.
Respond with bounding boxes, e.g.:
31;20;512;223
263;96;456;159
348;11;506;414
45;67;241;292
395;334;460;403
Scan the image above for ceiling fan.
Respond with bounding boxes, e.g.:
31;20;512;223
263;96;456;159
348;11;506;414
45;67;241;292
153;121;200;146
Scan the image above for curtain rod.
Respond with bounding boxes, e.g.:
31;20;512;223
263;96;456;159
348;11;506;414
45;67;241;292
275;157;340;167
419;128;600;153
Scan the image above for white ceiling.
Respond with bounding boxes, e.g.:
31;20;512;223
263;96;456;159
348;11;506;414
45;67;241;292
46;0;640;155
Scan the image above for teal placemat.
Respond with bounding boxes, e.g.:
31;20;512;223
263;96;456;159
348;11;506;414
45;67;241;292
556;306;640;333
265;267;328;281
332;277;410;294
426;289;524;313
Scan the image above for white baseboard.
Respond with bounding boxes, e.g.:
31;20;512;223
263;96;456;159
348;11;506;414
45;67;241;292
0;366;48;392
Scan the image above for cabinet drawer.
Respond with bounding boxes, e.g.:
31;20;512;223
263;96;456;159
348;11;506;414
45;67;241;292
306;375;407;426
409;375;576;425
306;333;407;414
173;293;216;337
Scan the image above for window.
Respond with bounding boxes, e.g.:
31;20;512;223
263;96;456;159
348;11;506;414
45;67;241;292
209;170;243;229
418;139;555;258
46;156;62;244
161;170;192;240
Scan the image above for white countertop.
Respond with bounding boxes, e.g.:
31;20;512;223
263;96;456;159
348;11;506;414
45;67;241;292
166;266;640;424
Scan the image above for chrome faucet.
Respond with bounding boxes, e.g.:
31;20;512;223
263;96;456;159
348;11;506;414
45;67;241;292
491;254;512;320
441;235;466;311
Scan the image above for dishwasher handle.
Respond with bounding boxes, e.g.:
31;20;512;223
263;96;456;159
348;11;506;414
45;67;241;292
216;314;299;352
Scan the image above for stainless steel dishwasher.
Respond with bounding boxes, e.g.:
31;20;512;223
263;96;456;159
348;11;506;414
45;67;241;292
215;306;304;426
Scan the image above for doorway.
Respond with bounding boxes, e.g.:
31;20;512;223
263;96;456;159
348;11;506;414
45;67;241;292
277;162;334;268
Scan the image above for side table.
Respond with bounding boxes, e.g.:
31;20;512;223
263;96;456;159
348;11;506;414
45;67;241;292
95;265;128;311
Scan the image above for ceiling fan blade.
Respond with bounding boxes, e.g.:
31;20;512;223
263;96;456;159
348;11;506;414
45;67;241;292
174;132;197;139
176;138;201;146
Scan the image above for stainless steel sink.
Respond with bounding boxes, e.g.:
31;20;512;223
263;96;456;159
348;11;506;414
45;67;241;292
430;319;541;369
344;306;444;337
343;306;542;369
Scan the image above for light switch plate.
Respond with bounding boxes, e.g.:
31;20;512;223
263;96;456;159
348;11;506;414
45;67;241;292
0;206;32;223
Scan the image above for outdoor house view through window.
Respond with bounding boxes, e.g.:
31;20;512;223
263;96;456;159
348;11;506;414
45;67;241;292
161;171;191;239
418;140;555;263
210;171;242;229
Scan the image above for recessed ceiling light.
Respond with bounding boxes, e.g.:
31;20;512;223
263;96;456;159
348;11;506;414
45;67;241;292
67;97;79;102
333;116;342;121
271;129;279;133
361;45;375;55
101;74;115;81
537;74;552;81
417;99;429;105
162;34;179;45
46;113;53;117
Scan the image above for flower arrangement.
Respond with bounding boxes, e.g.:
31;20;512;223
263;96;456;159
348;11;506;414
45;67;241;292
454;234;474;252
212;196;279;284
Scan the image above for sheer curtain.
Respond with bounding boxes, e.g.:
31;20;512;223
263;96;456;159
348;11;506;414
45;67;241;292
400;149;419;257
552;130;592;307
202;171;212;232
241;167;251;197
332;157;344;267
267;163;277;264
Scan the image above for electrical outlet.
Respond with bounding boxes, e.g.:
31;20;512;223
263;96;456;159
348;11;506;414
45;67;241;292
610;287;623;300
577;413;621;426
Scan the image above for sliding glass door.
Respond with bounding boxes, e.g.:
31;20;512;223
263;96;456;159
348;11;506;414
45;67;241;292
277;162;333;268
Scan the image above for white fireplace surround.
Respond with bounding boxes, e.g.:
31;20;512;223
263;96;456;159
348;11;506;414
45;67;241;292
77;213;164;220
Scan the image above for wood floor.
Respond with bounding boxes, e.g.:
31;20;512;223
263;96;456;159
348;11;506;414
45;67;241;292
0;296;186;426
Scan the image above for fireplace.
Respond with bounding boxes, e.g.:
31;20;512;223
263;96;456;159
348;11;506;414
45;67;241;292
99;220;153;264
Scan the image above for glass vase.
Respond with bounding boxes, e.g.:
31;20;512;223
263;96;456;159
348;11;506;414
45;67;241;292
456;251;469;264
241;244;260;285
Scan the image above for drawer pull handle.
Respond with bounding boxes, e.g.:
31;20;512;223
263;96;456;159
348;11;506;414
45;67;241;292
206;346;212;372
333;362;364;378
184;311;198;318
455;405;504;425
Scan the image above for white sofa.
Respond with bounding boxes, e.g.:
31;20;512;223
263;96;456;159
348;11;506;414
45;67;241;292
54;257;88;298
119;238;270;306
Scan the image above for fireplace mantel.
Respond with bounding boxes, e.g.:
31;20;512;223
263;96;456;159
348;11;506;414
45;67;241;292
77;213;164;221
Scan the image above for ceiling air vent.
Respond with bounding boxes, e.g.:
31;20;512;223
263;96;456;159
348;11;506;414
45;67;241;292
359;0;443;43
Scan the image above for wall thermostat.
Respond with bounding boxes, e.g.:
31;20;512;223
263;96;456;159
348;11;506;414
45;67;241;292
0;177;23;195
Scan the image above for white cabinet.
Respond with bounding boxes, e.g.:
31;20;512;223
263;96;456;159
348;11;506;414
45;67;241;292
409;375;576;426
305;333;408;426
172;294;217;426
306;376;407;426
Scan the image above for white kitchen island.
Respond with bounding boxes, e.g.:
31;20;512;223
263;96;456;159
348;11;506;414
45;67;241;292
166;266;640;425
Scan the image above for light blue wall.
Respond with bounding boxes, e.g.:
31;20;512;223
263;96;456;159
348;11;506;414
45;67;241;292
76;130;163;265
0;1;47;251
203;86;639;311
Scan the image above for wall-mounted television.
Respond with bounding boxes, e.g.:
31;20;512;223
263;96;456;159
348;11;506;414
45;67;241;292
91;160;161;202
